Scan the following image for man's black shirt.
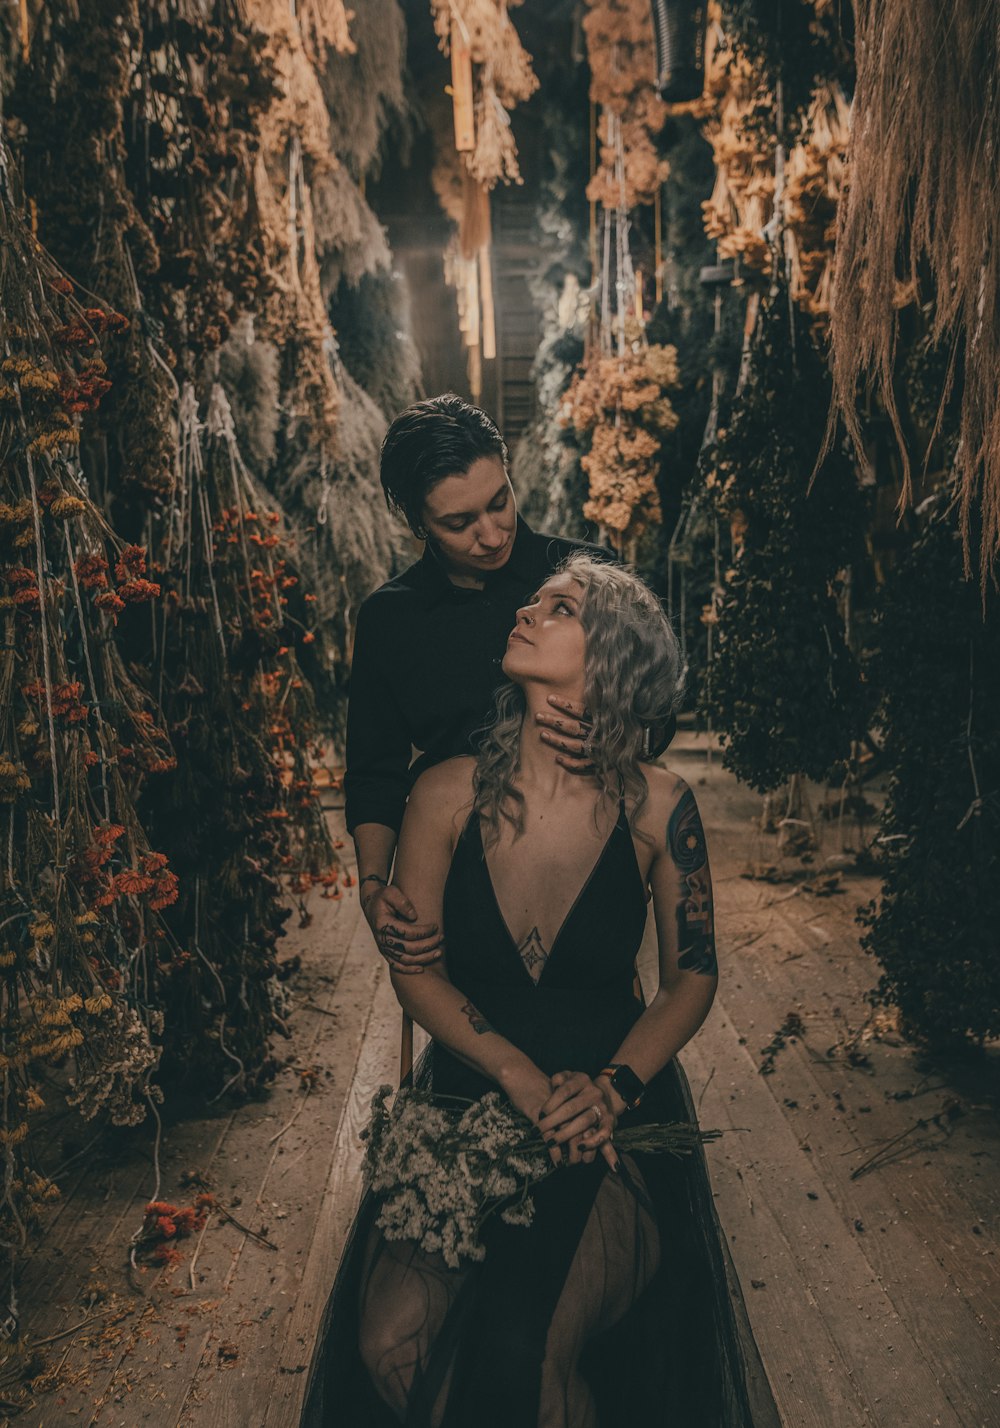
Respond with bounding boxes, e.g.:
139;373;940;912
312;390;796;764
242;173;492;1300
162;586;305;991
344;516;611;835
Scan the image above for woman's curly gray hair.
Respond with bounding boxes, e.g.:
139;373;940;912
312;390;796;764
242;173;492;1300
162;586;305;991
474;553;685;845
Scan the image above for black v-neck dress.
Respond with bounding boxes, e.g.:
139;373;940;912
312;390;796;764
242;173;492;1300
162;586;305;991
301;803;780;1427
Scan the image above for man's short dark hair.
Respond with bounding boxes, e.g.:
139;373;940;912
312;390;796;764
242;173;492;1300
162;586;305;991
380;394;509;534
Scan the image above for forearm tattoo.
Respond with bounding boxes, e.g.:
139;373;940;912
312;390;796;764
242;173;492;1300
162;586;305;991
461;1000;495;1035
517;926;548;983
667;788;718;976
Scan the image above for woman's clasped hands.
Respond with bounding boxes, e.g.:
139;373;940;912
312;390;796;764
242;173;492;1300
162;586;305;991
538;1069;621;1173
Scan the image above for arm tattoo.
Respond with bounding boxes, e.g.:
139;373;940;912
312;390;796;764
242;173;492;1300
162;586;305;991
517;926;548;983
667;788;718;976
460;1000;495;1035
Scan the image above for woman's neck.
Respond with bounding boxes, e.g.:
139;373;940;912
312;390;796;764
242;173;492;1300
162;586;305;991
514;687;596;801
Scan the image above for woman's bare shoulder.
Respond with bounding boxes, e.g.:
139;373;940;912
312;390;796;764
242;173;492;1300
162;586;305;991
636;764;697;848
407;757;477;836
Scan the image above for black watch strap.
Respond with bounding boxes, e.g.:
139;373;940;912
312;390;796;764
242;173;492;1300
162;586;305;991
600;1062;646;1109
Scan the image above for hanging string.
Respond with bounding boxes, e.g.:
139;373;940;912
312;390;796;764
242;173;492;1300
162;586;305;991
64;527;111;823
956;641;984;831
206;381;255;606
316;460;332;527
177;382;203;602
22;433;60;826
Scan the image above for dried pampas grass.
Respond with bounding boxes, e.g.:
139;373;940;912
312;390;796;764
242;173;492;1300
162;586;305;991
827;0;1000;590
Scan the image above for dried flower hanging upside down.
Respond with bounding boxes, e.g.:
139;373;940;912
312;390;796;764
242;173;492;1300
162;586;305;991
562;342;681;547
583;0;669;208
430;0;539;188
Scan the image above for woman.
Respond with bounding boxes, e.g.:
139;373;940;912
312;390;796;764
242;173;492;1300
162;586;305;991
345;394;672;974
304;555;778;1427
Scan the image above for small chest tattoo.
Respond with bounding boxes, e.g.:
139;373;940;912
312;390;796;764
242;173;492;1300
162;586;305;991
517;926;549;983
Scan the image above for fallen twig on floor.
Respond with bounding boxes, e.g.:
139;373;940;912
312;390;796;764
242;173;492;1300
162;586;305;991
759;1012;807;1075
849;1100;965;1179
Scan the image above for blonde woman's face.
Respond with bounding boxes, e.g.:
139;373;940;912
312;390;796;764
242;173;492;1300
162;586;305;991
502;573;587;692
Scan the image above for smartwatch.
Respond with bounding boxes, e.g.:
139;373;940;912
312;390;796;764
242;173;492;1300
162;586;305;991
599;1062;646;1110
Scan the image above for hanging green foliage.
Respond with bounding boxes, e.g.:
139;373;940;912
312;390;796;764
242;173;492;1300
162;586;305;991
861;493;1000;1047
703;277;867;790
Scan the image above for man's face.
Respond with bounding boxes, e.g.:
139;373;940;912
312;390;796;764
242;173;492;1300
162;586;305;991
421;457;517;577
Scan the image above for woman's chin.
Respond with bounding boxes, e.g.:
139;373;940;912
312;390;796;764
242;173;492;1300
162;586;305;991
500;648;530;680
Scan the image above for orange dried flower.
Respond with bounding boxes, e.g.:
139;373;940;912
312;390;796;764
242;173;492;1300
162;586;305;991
112;869;156;897
114;544;148;581
118;578;161;603
150;871;179;910
75;554;109;590
94;590;126;619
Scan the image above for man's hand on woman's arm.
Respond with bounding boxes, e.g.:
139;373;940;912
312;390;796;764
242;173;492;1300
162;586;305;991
353;822;444;973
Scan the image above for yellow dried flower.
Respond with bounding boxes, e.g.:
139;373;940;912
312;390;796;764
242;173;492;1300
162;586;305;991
84;993;113;1016
49;496;87;518
0;1122;29;1148
26;1088;45;1112
29;916;55;944
29;426;81;454
0;758;32;801
0;950;16;968
34;1027;85;1058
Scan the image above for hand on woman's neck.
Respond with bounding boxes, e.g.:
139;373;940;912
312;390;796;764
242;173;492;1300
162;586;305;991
516;686;593;800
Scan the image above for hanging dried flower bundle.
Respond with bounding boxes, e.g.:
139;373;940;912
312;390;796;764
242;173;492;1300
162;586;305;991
702;278;866;791
0;3;342;1307
688;4;849;319
296;0;357;66
583;0;669;209
826;0;1000;589
562;337;681;548
246;0;347;455
429;0;538;188
137;380;334;1092
555;0;680;550
0;155;181;1256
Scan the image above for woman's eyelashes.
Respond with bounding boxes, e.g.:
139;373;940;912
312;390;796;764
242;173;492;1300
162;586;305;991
523;595;575;619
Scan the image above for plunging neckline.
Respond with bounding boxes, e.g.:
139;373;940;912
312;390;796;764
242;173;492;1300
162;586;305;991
474;802;629;988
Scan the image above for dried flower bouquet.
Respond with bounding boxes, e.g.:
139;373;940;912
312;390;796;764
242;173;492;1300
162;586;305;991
362;1086;721;1270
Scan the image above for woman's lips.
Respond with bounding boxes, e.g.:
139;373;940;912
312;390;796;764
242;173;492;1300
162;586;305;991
507;630;532;646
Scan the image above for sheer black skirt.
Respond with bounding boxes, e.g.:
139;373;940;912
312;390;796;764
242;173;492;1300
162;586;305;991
300;1052;780;1428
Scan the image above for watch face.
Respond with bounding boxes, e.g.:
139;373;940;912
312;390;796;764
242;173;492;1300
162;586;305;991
612;1064;645;1108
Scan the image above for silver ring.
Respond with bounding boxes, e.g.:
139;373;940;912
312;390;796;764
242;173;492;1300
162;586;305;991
592;1105;602;1128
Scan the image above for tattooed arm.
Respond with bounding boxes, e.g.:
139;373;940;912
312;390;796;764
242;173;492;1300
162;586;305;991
596;774;719;1114
387;761;549;1105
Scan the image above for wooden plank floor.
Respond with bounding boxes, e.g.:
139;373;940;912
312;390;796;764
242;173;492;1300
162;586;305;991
18;744;1000;1426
